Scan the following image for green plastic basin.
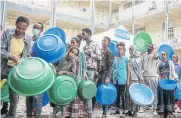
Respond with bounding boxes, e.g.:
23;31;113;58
8;57;56;96
47;75;77;105
0;82;10;102
78;79;96;100
134;32;152;52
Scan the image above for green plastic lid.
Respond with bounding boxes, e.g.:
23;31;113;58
134;32;152;52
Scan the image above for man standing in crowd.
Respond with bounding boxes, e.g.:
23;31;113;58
1;16;31;117
142;44;158;116
97;36;114;118
26;22;44;118
82;28;101;118
31;22;44;46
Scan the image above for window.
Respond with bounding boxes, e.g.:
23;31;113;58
70;2;74;7
162;21;173;30
135;27;145;34
128;27;145;35
168;28;174;39
74;2;80;8
135;0;143;5
124;1;144;9
124;2;132;9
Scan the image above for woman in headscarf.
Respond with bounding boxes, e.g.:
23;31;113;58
157;51;179;118
63;36;87;118
123;45;144;117
171;54;181;113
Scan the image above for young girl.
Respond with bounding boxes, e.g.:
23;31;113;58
123;45;144;117
157;51;178;118
51;47;79;118
63;37;88;118
112;42;128;115
55;47;79;76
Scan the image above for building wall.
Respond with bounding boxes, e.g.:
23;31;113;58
8;0;109;24
118;1;153;22
144;17;181;47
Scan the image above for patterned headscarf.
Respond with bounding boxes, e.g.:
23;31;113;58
172;54;178;64
129;45;140;58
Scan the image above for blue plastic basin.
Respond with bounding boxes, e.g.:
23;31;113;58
108;41;118;57
159;79;177;90
33;92;49;108
32;34;66;63
129;83;154;106
96;84;117;105
175;83;181;100
158;44;174;60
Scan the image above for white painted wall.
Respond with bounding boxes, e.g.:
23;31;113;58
118;1;167;22
119;1;153;22
8;0;109;23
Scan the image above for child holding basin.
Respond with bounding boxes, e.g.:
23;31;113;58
112;42;128;115
51;47;79;118
63;36;88;118
157;51;179;118
123;45;144;117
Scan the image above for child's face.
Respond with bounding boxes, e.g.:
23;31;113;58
161;51;167;60
68;49;78;58
71;39;79;47
171;55;177;63
117;46;124;56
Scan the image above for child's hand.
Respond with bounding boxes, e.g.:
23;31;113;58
58;71;67;75
83;72;88;80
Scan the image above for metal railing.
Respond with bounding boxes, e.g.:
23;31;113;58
168;27;181;49
117;0;181;25
149;27;181;49
95;11;109;25
112;12;119;24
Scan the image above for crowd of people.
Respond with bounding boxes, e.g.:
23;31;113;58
1;16;181;118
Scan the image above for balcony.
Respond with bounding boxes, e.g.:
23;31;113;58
5;0;110;29
117;0;181;25
148;27;181;50
168;27;181;50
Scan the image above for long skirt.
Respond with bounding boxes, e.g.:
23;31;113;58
179;101;181;108
64;96;87;118
123;80;140;113
157;85;175;113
